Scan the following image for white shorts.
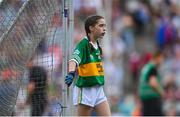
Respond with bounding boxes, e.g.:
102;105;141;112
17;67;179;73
73;85;107;107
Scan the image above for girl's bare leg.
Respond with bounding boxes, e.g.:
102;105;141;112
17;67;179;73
94;101;111;116
77;104;93;116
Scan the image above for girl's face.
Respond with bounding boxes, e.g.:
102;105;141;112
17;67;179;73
90;18;106;40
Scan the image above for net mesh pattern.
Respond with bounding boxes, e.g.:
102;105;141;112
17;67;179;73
0;0;63;115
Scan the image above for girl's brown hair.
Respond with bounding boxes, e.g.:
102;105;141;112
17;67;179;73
84;15;104;55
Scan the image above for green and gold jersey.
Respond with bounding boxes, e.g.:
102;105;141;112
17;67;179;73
70;37;104;87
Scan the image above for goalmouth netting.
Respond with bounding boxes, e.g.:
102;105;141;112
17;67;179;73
0;0;68;116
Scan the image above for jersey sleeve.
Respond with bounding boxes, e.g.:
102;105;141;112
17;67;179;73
70;42;84;65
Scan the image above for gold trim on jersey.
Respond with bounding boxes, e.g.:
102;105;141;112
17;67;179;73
78;62;104;77
78;87;82;104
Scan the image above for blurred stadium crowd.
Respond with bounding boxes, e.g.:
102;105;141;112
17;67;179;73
0;0;180;116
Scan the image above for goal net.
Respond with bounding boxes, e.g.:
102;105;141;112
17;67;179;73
0;0;64;116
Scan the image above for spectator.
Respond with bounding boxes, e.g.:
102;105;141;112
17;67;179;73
26;66;48;116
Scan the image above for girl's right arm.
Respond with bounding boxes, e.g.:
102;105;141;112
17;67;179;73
65;60;77;87
68;60;77;72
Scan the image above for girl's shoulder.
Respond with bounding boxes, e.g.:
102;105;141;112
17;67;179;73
77;37;89;46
